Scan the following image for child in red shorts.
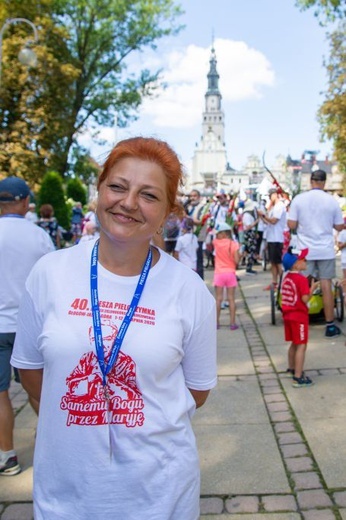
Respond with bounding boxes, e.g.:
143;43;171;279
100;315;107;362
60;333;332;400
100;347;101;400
281;247;319;388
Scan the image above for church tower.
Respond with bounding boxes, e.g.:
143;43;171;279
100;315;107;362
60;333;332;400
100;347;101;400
190;46;228;191
203;46;225;144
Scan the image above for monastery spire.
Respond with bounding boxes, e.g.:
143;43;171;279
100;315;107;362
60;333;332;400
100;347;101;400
206;46;220;96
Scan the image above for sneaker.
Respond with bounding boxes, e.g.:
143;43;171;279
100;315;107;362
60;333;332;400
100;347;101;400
286;368;295;377
325;324;341;337
245;269;257;275
0;453;21;476
230;324;239;330
292;375;313;388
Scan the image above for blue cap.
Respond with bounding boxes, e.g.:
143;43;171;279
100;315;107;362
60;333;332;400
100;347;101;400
282;248;309;271
0;176;30;202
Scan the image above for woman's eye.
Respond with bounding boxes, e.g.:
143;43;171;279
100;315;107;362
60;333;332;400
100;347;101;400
109;184;125;191
142;192;157;200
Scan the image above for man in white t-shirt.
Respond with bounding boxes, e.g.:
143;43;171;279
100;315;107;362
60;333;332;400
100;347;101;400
288;169;344;338
0;177;55;476
258;188;286;289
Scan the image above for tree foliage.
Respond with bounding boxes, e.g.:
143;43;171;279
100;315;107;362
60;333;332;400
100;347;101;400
318;21;346;172
66;177;87;206
295;0;346;23
38;170;70;229
0;0;183;181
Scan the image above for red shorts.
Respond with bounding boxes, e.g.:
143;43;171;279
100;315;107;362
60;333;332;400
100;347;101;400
213;272;238;288
284;317;309;344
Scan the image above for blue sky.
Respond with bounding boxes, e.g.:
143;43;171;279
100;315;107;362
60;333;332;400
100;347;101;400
83;0;333;173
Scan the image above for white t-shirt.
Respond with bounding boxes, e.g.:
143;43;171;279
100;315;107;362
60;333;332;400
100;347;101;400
338;229;346;266
0;216;55;332
288;189;344;260
25;210;38;223
11;242;217;520
266;200;286;243
210;203;228;228
175;232;198;270
242;211;255;230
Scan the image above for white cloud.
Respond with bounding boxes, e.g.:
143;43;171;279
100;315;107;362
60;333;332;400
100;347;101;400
139;38;276;128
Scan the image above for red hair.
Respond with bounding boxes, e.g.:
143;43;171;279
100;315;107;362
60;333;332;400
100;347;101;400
98;137;184;214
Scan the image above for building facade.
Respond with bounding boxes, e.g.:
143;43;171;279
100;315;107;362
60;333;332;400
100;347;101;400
187;47;343;197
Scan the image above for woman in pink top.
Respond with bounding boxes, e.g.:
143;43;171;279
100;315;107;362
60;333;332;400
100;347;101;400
212;222;240;330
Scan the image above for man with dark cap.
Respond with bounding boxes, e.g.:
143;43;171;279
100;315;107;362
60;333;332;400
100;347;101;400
287;170;344;338
0;176;55;475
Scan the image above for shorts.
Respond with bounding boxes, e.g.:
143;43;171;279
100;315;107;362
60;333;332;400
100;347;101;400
213;272;238;288
305;259;336;280
267;242;283;264
284;317;309;344
0;332;16;392
71;223;83;236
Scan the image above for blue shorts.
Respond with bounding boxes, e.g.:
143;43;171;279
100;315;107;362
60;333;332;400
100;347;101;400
0;332;16;392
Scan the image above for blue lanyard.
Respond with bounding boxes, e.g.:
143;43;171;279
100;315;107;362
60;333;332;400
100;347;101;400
90;240;152;386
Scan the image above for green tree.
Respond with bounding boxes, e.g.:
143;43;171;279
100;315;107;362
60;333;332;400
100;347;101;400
0;6;80;184
38;171;70;229
318;22;346;173
0;0;184;181
66;177;87;206
68;146;100;186
295;0;346;23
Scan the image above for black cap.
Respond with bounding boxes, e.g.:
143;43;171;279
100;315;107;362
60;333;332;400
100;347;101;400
310;169;326;182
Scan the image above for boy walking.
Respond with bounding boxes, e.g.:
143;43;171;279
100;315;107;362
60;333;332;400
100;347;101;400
281;247;319;388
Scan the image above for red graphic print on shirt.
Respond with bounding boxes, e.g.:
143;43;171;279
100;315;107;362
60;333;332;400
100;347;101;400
60;321;145;427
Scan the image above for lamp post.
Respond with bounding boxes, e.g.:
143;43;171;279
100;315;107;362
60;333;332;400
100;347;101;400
0;17;38;87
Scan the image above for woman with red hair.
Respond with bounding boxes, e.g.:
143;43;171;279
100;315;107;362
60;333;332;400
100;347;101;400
12;137;217;520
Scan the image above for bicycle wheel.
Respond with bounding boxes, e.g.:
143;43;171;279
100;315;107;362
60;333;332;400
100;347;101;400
270;285;276;325
335;283;344;322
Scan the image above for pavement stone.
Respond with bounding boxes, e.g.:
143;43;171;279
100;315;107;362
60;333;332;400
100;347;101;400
2;263;346;519
225;495;259;513
261;495;298;512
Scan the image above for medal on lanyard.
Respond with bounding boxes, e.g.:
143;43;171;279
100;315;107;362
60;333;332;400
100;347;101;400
90;239;152;402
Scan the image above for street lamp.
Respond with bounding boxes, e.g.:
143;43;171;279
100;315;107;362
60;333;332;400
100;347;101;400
0;18;38;87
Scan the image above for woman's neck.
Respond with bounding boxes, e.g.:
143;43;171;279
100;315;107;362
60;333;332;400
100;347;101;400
98;235;159;276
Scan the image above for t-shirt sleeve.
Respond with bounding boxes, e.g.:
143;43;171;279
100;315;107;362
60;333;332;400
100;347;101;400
11;292;44;369
174;237;182;252
334;203;344;226
288;199;298;221
181;285;217;392
11;272;45;369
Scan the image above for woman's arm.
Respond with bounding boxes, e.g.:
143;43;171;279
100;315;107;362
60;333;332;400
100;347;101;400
189;388;210;408
18;369;43;403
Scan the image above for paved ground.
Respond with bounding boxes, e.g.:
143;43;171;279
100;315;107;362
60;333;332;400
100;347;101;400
1;261;346;519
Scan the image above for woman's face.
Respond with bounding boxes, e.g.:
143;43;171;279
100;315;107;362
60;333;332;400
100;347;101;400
97;157;169;243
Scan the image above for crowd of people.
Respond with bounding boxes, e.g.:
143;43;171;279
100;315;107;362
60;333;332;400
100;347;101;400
0;140;345;518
